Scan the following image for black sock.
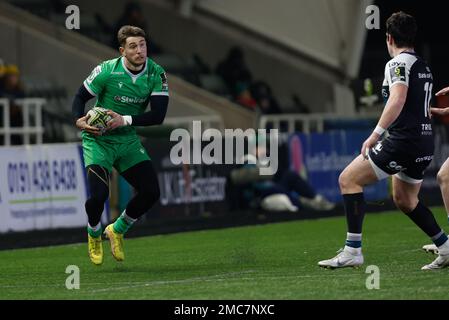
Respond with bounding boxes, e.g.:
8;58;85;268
343;193;365;234
406;202;443;238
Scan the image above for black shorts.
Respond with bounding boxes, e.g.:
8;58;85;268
368;138;434;183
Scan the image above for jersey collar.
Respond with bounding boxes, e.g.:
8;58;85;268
121;57;148;83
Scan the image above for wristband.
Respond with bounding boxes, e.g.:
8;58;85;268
373;125;385;136
123;115;133;126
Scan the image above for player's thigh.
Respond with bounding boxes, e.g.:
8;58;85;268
392;175;421;205
120;160;159;193
82;137;114;171
86;164;110;200
340;154;379;187
114;139;150;174
438;157;449;181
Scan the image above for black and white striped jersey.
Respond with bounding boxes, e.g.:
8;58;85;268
382;52;433;144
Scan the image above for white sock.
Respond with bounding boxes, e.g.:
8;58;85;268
88;222;101;232
121;211;137;225
344;245;362;255
438;239;449;255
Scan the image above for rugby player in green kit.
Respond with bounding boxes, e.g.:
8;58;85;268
72;26;168;265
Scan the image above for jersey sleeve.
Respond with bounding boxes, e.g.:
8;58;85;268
384;58;409;89
151;65;169;97
83;62;109;96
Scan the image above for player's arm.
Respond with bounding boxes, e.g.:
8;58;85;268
73;63;109;135
361;84;408;158
436;86;449;96
71;84;101;135
431;86;449;116
106;95;168;129
430;106;449;116
376;83;408;131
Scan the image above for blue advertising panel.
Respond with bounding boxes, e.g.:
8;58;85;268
289;131;388;203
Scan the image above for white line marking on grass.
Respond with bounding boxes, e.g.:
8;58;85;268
86;271;366;294
88;270;257;293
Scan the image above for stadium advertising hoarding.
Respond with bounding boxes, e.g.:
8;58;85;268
140;137;234;218
0;143;88;233
288;130;388;203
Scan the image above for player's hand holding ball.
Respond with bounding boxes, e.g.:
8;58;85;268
430;107;449;116
106;110;128;130
435;86;449;96
75;113;101;136
431;86;449;116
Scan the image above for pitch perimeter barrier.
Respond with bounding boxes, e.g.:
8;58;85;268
0;143;109;234
288;130;388;203
3;123;448;235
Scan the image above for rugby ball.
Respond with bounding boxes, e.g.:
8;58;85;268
86;107;112;134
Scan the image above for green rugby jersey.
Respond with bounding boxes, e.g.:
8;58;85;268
83;56;168;142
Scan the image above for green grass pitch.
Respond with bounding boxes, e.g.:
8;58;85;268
1;207;449;300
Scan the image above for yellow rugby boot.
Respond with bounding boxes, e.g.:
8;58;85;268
104;224;125;261
88;234;103;265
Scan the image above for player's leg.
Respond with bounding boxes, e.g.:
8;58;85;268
318;154;379;268
392;175;449;269
104;160;159;261
436;157;449;220
114;160;160;233
422;157;449;254
82;137;114;264
85;165;110;265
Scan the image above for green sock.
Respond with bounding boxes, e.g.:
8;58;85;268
87;225;102;238
113;212;136;234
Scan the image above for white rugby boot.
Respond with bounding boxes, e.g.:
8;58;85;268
422;241;449;270
318;247;364;269
422;244;438;254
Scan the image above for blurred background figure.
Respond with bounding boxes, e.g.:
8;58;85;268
0;58;5;92
291;94;310;114
110;2;162;54
0;64;24;145
229;136;335;212
250;81;282;114
216;46;253;100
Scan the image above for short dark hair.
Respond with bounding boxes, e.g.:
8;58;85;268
117;25;146;47
386;11;417;48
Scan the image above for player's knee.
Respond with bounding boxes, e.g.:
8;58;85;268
139;184;160;207
437;169;449;186
338;171;352;191
85;195;108;214
393;194;417;213
86;193;108;206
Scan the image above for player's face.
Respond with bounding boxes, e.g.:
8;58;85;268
122;36;147;67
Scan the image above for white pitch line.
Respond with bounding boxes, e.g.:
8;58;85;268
86;271;365;294
88;270;257;293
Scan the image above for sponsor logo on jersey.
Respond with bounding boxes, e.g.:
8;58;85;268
381;86;389;103
111;71;124;75
113;95;146;104
415;155;433;163
388;161;406;172
86;65;102;84
418;73;432;79
389;63;406;83
421;123;432;136
160;72;168;91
